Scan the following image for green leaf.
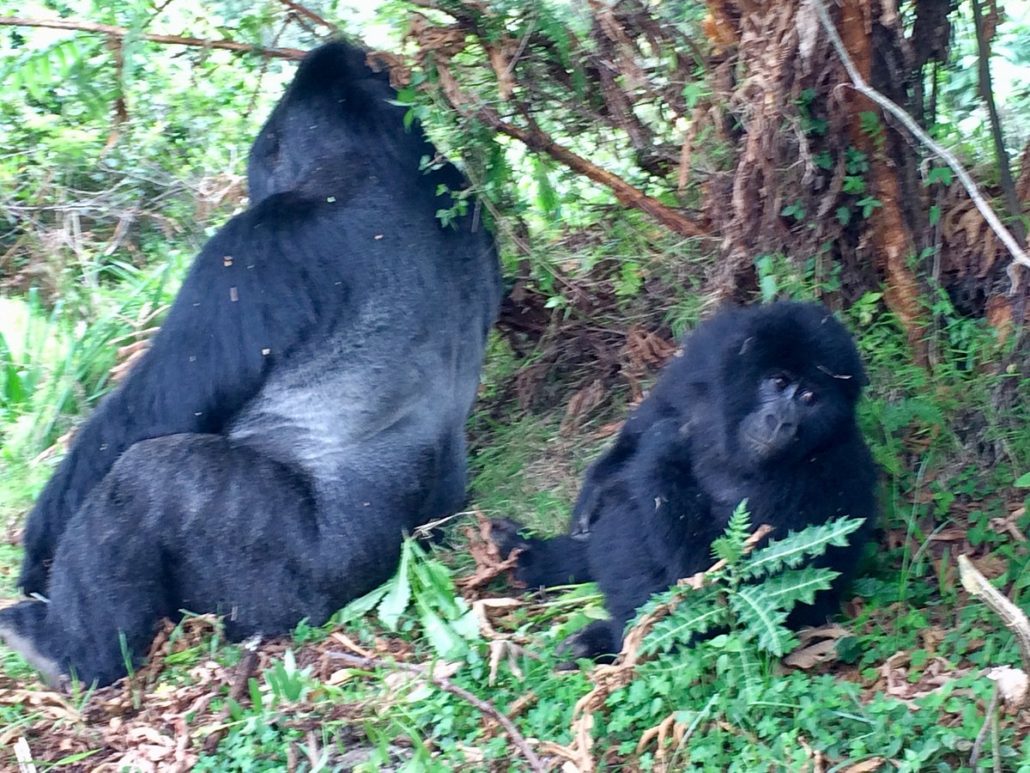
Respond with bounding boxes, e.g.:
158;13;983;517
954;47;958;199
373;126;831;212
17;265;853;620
731;586;791;655
742;517;865;580
758;568;838;609
338;582;390;621
1015;472;1030;487
450;605;481;640
711;500;752;564
641;598;726;655
377;544;413;631
416;597;467;659
926;166;953;186
248;676;263;711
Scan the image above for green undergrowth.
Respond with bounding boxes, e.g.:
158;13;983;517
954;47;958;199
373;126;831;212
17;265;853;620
1;268;1029;768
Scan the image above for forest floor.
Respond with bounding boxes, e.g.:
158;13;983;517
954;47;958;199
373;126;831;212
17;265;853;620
1;311;1028;771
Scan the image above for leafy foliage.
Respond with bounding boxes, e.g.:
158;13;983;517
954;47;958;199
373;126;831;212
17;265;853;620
642;507;865;658
339;539;481;660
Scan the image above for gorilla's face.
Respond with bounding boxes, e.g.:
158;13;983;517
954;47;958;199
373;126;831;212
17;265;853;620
735;369;853;467
712;305;866;471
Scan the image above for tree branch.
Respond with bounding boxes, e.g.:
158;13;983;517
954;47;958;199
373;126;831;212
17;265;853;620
810;0;1030;289
328;651;547;772
0;17;305;60
431;64;707;239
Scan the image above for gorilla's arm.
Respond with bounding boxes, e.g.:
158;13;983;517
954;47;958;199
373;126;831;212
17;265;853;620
569;383;683;537
19;194;340;593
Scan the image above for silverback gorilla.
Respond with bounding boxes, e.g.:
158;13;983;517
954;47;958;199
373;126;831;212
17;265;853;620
0;42;501;686
494;302;877;658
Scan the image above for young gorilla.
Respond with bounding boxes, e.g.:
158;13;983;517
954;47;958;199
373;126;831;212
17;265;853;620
494;302;877;658
0;42;501;687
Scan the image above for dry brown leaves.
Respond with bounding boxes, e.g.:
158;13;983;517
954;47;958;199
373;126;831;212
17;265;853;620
0;617;228;770
619;327;677;401
455;511;524;597
877;650;973;705
635;711;689;763
784;624;852;670
559;379;607;437
942;198;1004;279
0;614;386;770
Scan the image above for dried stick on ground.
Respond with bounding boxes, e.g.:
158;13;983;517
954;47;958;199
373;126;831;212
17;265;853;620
328;651;547;773
958;554;1030;680
810;0;1030;287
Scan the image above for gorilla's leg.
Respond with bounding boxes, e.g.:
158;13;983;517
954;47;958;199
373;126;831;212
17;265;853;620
0;434;408;686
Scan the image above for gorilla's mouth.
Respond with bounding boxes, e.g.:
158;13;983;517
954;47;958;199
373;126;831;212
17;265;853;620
741;429;799;462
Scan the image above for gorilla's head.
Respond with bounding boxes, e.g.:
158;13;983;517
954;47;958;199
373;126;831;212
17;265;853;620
683;302;867;471
246;42;467;206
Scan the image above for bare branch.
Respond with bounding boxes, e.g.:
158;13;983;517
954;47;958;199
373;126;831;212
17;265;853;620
809;0;1030;289
0;17;306;60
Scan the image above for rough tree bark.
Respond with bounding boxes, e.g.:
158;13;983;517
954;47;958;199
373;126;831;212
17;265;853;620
703;0;929;361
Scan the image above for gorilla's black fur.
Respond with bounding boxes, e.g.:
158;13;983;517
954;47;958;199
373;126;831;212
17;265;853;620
1;42;501;686
494;302;877;658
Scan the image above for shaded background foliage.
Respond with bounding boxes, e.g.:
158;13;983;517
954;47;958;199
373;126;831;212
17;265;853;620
0;0;1029;770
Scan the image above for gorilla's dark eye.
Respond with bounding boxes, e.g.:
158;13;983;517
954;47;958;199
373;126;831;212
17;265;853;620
772;375;790;391
800;389;816;405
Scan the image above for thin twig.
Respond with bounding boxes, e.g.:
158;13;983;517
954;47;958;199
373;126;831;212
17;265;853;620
275;0;338;32
328;651;547;772
0;17;305;60
969;683;1000;768
810;0;1029;288
13;738;37;773
430;62;707;239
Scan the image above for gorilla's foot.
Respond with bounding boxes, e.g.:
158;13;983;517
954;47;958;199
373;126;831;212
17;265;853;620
557;619;618;664
489;517;528;560
0;601;66;689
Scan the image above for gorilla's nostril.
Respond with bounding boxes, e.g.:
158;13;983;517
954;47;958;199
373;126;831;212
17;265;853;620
764;413;778;430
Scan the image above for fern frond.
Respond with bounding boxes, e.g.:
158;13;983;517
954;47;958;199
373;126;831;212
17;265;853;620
741;516;865;580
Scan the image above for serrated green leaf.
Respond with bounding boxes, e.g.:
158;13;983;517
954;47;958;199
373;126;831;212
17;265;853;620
759;568;838;609
642;601;726;655
339;581;390;621
731;586;791;655
742;517;865;580
450;605;481;641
